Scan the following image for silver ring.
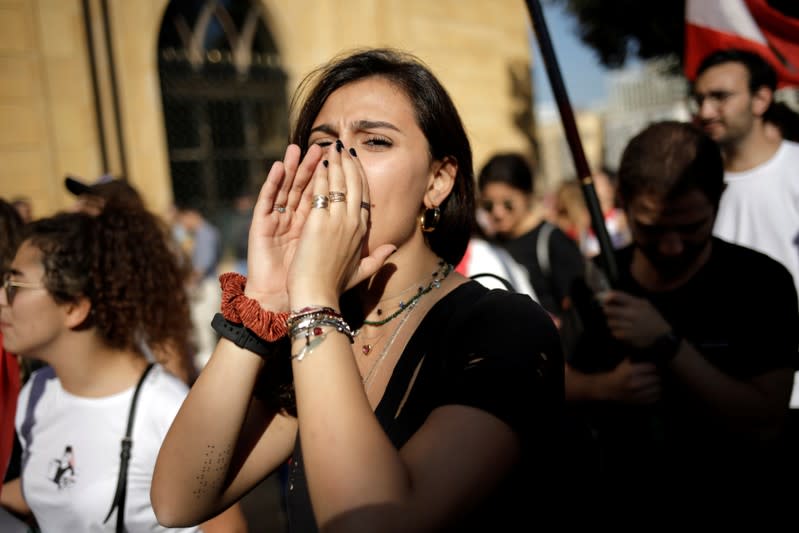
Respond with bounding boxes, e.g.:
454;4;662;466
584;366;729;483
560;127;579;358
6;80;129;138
272;204;286;213
312;194;329;209
360;201;371;211
329;191;346;203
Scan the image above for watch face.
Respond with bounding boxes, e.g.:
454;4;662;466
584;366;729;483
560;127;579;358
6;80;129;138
652;332;681;364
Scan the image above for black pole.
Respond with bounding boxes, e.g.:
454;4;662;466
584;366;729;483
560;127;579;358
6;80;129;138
81;0;108;172
524;0;619;286
101;0;129;179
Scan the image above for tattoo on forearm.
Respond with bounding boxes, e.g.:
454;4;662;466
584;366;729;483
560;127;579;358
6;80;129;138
192;444;232;499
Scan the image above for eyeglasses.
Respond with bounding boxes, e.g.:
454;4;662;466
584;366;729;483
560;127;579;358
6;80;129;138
687;90;737;114
2;274;45;305
481;199;515;213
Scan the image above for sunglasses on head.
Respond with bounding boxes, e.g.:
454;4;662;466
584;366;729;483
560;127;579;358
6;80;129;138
2;272;46;305
481;199;514;213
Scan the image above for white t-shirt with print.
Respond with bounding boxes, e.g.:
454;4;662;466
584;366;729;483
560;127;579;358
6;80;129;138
15;364;198;533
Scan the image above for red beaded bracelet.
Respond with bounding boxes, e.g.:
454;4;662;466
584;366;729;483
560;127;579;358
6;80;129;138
219;272;289;342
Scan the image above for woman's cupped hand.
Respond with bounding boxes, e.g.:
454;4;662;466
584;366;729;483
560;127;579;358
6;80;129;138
287;140;396;308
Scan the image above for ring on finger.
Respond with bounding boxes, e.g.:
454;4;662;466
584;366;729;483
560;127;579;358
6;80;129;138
272;204;286;213
360;201;371;211
329;191;346;203
312;194;329;209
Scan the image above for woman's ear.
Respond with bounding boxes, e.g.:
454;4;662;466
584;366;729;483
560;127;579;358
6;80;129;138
64;297;93;330
424;156;458;208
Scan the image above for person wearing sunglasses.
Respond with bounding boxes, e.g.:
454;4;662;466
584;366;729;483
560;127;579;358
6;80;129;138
477;152;585;325
0;206;247;532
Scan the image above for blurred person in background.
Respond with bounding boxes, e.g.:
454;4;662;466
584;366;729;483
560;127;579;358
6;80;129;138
0;205;246;532
172;201;222;370
64;175;196;385
763;100;799;143
65;174;147;215
10;198;32;224
0;199;24;500
691;48;799;411
563;121;798;520
554;169;631;258
478;152;585;325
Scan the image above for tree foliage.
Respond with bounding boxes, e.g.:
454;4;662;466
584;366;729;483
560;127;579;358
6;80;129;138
544;0;685;69
545;0;799;71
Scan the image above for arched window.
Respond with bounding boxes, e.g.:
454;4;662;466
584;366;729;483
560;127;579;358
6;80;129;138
157;0;288;223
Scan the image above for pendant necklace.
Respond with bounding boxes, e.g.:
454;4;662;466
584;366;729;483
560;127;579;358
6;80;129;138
355;260;452;356
362;298;419;390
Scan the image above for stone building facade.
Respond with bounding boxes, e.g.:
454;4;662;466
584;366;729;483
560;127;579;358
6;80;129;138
0;0;537;219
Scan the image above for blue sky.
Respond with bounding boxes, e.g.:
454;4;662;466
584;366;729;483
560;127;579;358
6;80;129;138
530;2;608;110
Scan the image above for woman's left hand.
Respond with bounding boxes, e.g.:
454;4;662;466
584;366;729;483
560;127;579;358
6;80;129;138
287;141;396;306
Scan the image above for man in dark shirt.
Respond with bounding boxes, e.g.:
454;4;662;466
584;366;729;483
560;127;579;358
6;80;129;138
563;121;798;517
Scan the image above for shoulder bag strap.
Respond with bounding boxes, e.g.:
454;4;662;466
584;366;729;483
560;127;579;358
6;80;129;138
103;362;155;533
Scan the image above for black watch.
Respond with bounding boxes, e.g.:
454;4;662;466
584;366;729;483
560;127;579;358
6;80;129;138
211;313;273;357
648;331;682;365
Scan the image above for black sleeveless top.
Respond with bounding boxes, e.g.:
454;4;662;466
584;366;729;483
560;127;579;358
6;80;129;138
285;281;564;531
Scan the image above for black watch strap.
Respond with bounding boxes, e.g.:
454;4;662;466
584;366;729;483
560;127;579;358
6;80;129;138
212;313;273;357
649;331;682;365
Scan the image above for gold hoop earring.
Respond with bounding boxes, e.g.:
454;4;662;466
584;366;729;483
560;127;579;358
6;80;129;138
419;206;441;233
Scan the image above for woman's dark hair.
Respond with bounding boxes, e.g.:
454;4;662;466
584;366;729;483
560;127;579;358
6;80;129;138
477;153;535;195
617;121;724;210
23;206;193;363
289;47;475;265
0;197;25;270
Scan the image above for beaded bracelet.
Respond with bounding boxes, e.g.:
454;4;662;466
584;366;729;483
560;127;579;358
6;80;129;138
219;272;289;342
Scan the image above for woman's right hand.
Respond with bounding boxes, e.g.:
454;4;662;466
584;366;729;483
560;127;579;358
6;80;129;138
244;144;323;310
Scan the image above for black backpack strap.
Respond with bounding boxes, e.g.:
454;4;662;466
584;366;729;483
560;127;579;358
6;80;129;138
103;362;155;532
469;272;516;292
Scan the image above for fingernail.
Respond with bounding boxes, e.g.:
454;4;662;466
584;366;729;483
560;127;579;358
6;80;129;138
349;147;357;157
335;140;343;153
323;160;329;168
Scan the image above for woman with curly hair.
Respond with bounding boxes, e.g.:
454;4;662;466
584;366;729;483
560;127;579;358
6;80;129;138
0;205;246;532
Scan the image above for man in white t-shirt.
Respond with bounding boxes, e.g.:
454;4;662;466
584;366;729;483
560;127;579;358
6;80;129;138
691;48;799;408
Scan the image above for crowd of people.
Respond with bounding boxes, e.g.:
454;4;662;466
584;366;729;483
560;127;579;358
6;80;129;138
1;44;797;531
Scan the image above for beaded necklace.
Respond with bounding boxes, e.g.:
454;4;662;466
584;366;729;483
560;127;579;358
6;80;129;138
362;261;452;327
362;299;419;390
354;260;452;356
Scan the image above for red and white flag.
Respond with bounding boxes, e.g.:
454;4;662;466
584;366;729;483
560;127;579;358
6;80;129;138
685;0;799;88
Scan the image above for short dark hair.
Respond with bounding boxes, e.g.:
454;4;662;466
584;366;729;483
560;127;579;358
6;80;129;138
617;121;725;210
289;48;475;265
477;153;535;195
695;48;777;94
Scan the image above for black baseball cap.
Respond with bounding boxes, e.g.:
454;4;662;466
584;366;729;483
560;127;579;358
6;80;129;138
64;174;117;196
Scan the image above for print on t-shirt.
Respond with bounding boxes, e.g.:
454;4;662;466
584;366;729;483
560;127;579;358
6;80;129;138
48;445;76;489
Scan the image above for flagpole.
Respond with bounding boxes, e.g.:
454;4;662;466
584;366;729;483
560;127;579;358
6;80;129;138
524;0;619;286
